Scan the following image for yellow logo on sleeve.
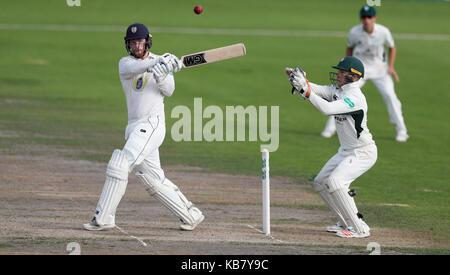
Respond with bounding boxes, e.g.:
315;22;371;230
132;73;147;92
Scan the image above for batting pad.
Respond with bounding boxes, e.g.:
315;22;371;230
136;172;201;225
330;187;366;234
94;149;129;226
312;182;348;228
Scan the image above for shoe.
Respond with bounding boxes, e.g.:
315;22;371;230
336;227;370;238
326;221;346;233
360;220;371;232
321;129;336;138
180;208;204;231
396;131;409;142
83;218;115;231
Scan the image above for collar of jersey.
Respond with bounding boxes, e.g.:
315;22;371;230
362;23;378;36
340;81;360;92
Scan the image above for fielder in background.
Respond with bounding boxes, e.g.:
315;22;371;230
286;56;377;238
83;23;204;231
321;5;409;142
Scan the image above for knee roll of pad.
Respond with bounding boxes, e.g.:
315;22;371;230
312;180;326;193
106;149;129;180
324;177;344;193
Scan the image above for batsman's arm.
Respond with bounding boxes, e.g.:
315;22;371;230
157;73;175;97
119;57;160;79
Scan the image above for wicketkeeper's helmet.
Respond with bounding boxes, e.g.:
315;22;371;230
124;23;152;57
330;56;364;86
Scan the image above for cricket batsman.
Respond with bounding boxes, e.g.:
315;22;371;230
83;23;204;231
321;5;409;142
286;56;377;238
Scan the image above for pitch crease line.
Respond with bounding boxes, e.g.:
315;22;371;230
114;225;148;247
246;225;284;243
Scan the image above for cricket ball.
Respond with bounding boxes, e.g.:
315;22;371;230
194;5;203;15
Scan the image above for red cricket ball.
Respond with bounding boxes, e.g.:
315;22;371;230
194;5;203;15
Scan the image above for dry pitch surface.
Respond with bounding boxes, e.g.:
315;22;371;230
0;152;446;255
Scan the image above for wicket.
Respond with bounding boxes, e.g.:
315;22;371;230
262;149;270;236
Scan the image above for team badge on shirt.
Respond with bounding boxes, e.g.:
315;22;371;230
132;74;147;92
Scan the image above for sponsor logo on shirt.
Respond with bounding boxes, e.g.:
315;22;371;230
133;74;147;92
344;98;355;108
334;116;347;122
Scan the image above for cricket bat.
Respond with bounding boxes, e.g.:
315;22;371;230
181;43;246;68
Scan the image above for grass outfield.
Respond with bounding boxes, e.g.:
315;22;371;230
0;0;449;246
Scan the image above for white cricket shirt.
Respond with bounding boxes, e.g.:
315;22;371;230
118;52;175;124
309;81;375;150
347;23;395;79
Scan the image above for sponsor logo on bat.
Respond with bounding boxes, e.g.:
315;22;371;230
183;53;207;67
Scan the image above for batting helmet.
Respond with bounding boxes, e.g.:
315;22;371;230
124;23;152;57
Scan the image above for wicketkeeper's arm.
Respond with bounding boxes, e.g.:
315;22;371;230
309;93;360;116
309;83;334;102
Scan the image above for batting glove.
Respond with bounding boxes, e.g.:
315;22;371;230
169;55;183;73
161;53;182;73
152;62;170;82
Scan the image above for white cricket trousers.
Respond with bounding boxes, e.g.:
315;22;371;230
93;116;166;225
93;114;204;227
315;144;378;189
123;115;166;173
313;143;377;229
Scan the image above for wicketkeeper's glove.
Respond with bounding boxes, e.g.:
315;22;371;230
285;67;311;100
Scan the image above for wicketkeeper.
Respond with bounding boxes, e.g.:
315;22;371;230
83;23;204;231
286;56;377;238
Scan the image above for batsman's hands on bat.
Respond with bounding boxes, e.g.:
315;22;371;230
146;55;165;73
169;54;182;73
152;62;170;82
286;67;311;100
148;53;181;82
161;53;182;73
145;56;164;72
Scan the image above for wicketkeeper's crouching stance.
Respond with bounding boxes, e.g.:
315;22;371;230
83;23;204;231
286;56;377;238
